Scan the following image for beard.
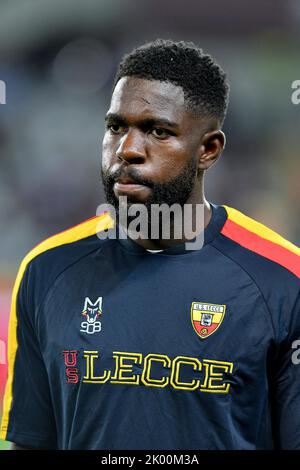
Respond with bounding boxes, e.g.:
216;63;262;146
101;157;198;238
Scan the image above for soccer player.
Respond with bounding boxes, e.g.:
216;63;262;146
1;39;300;450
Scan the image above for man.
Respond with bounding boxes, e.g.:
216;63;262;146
1;39;300;450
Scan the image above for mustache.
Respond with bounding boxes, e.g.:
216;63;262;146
105;166;154;188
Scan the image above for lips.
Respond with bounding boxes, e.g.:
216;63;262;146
114;181;148;191
115;176;142;185
113;175;151;197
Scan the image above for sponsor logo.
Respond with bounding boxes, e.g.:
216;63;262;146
80;297;103;335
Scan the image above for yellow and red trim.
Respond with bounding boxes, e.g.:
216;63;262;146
221;206;300;278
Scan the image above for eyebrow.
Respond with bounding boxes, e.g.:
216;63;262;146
105;113;180;130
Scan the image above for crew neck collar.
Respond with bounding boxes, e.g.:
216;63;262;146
116;203;227;256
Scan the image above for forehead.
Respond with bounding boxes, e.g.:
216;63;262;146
108;76;187;122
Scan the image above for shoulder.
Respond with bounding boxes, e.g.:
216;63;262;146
213;204;300;317
14;212;114;297
214;204;300;280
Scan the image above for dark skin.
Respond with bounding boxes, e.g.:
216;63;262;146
9;76;225;450
102;76;226;250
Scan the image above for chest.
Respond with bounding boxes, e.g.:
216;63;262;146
37;253;274;394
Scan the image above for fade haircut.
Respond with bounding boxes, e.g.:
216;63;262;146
113;39;229;126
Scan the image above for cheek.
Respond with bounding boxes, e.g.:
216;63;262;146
152;137;188;161
149;143;189;178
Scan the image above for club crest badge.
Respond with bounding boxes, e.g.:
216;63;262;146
80;297;103;335
191;302;226;339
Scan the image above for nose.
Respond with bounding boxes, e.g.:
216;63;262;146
116;128;146;164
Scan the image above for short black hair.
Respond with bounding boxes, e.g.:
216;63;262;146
114;39;229;126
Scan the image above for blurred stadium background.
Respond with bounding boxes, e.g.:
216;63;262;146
1;0;300;450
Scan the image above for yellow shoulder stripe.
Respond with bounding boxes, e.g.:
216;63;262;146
223;205;300;257
0;212;113;439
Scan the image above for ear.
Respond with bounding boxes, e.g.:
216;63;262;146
197;130;226;171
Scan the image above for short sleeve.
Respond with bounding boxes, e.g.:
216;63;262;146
0;261;57;449
271;290;300;449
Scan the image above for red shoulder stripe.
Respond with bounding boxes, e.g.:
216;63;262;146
221;218;300;278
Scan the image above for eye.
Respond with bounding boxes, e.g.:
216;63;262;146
151;128;171;139
107;124;125;134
